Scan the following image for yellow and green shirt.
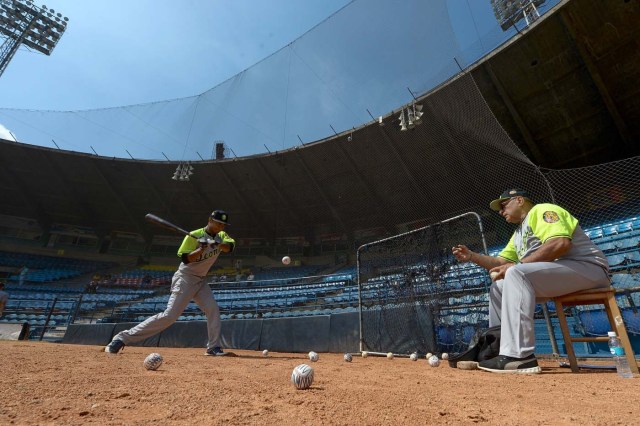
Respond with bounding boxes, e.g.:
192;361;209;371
176;228;235;277
498;203;608;270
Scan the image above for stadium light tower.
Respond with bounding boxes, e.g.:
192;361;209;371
491;0;545;31
0;0;68;78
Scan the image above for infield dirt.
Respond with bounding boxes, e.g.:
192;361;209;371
1;341;638;425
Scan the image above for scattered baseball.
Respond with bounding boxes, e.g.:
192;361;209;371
308;351;319;362
344;353;353;362
291;364;314;390
426;352;433;360
428;355;441;367
143;353;163;371
361;351;368;358
262;349;269;357
490;271;500;281
282;256;291;265
410;352;418;361
441;352;449;360
387;352;394;359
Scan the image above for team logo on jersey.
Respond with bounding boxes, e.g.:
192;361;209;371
543;211;560;223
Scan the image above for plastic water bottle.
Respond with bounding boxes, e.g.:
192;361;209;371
608;331;633;378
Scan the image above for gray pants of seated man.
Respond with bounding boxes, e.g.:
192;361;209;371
114;271;221;350
489;260;610;358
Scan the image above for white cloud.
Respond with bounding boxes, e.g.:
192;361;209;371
0;123;16;141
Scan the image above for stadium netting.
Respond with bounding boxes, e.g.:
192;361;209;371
357;212;489;356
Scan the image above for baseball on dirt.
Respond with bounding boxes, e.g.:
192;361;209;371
490;271;500;281
441;352;449;360
262;349;269;357
361;351;368;358
282;256;291;265
143;353;163;371
428;355;441;367
308;351;319;362
387;352;394;359
344;353;353;362
426;352;433;360
291;364;314;390
410;352;418;361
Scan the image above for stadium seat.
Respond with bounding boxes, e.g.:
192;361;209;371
585;228;603;240
552;287;638;374
577;309;610;335
611;274;636;289
603;225;618;237
621;308;640;335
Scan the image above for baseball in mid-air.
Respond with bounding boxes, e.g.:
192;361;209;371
410;352;418;361
308;351;319;362
441;352;449;360
282;256;291;265
262;349;269;357
387;352;394;359
428;355;441;367
490;271;500;281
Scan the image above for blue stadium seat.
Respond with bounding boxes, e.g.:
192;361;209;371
586;228;603;240
607;254;626;267
616;238;638;252
626;251;640;264
621;308;640;335
611;274;637;289
436;325;455;346
618;221;633;234
603;225;618;237
597;241;617;252
578;309;610;336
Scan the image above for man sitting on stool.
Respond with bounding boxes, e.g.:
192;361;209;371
452;189;610;374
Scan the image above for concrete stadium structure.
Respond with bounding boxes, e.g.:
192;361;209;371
0;0;638;254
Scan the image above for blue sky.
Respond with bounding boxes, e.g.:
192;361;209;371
0;0;557;159
0;0;355;109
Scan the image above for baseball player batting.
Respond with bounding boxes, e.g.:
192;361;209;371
105;210;235;356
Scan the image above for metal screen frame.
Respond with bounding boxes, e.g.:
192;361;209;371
356;212;488;355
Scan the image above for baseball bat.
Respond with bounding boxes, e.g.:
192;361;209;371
144;213;198;239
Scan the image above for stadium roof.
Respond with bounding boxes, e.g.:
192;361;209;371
0;0;638;245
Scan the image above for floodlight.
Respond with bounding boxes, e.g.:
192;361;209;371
399;109;408;131
407;110;415;129
413;104;423;125
0;1;69;77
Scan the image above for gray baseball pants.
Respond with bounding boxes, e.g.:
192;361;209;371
114;270;222;350
489;260;610;358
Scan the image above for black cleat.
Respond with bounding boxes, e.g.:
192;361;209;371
205;346;228;356
105;339;125;354
478;354;541;374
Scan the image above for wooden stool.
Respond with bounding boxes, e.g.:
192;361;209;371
553;286;638;374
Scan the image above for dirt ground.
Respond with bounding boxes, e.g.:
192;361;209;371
1;341;638;425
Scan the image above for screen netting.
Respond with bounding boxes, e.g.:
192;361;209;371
357;212;490;356
540;158;640;348
0;0;561;160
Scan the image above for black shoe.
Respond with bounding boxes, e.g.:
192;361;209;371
478;354;541;374
205;346;228;356
105;339;125;354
